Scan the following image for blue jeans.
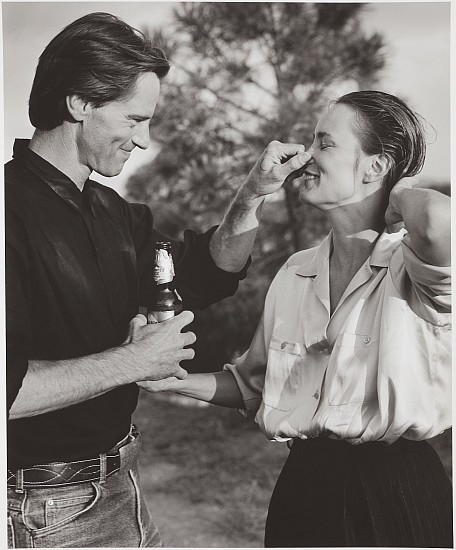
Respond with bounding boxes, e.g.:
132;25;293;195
7;429;163;548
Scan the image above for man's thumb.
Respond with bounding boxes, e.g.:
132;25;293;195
123;313;147;344
282;152;312;176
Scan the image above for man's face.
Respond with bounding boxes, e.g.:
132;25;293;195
76;72;160;177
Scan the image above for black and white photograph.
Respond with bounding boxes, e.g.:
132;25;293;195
3;2;452;548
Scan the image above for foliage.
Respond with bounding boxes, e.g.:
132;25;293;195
125;2;386;370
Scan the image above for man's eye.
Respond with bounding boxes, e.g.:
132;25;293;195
321;143;332;150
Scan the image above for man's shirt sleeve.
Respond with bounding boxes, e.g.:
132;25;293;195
5;214;31;415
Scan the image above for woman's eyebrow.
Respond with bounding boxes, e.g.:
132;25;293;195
314;131;334;140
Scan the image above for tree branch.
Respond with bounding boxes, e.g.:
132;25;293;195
173;61;275;124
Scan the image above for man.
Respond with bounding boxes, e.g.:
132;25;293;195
5;12;310;548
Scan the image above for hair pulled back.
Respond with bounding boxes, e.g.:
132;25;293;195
29;12;170;130
335;90;426;194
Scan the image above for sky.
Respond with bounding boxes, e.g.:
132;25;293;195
1;1;451;194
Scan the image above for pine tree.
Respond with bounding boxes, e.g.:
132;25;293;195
126;3;385;368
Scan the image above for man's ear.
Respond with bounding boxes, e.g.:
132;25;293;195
66;95;91;122
363;154;391;183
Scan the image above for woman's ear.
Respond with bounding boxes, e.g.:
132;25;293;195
363;154;390;183
66;95;92;122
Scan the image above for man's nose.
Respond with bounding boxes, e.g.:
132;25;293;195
132;121;150;150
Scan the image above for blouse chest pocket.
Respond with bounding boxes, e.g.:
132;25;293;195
263;337;304;411
327;332;378;406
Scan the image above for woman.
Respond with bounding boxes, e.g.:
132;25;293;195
140;91;452;547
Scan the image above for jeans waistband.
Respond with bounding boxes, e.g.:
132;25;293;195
8;425;141;492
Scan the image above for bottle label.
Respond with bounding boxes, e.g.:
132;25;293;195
153;249;175;285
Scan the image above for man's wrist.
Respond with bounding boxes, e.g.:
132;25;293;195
233;186;265;211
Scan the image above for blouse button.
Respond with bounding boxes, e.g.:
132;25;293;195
321;348;330;355
48;500;54;506
363;336;370;344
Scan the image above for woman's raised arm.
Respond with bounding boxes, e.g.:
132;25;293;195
385;177;451;266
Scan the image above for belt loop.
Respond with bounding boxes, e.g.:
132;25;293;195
99;453;107;484
15;469;24;493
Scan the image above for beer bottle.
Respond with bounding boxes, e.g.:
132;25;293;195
148;242;183;323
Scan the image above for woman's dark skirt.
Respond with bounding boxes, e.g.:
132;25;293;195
264;436;452;547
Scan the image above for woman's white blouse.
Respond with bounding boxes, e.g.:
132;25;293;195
225;229;451;444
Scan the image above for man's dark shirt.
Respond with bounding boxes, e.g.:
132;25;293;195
6;139;248;468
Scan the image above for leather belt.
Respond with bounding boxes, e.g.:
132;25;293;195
7;452;121;489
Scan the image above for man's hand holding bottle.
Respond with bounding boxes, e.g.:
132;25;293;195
122;311;195;383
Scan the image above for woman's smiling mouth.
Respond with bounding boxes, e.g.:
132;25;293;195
304;172;319;181
300;166;320;188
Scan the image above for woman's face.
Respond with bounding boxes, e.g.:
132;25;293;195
292;103;380;210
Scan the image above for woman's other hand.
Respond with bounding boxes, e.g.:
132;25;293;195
384;176;418;231
385;176;450;266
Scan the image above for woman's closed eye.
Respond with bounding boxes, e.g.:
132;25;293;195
320;143;333;150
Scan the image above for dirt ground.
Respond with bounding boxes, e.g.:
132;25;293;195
134;392;452;549
134;392;287;547
139;465;261;548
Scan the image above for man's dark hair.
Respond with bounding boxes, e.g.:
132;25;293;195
29;12;170;130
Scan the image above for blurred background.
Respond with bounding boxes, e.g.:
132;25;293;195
3;2;451;546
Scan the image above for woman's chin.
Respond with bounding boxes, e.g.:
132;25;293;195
297;189;319;208
296;180;319;203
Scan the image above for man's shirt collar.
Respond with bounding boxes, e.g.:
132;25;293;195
13;138;91;212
